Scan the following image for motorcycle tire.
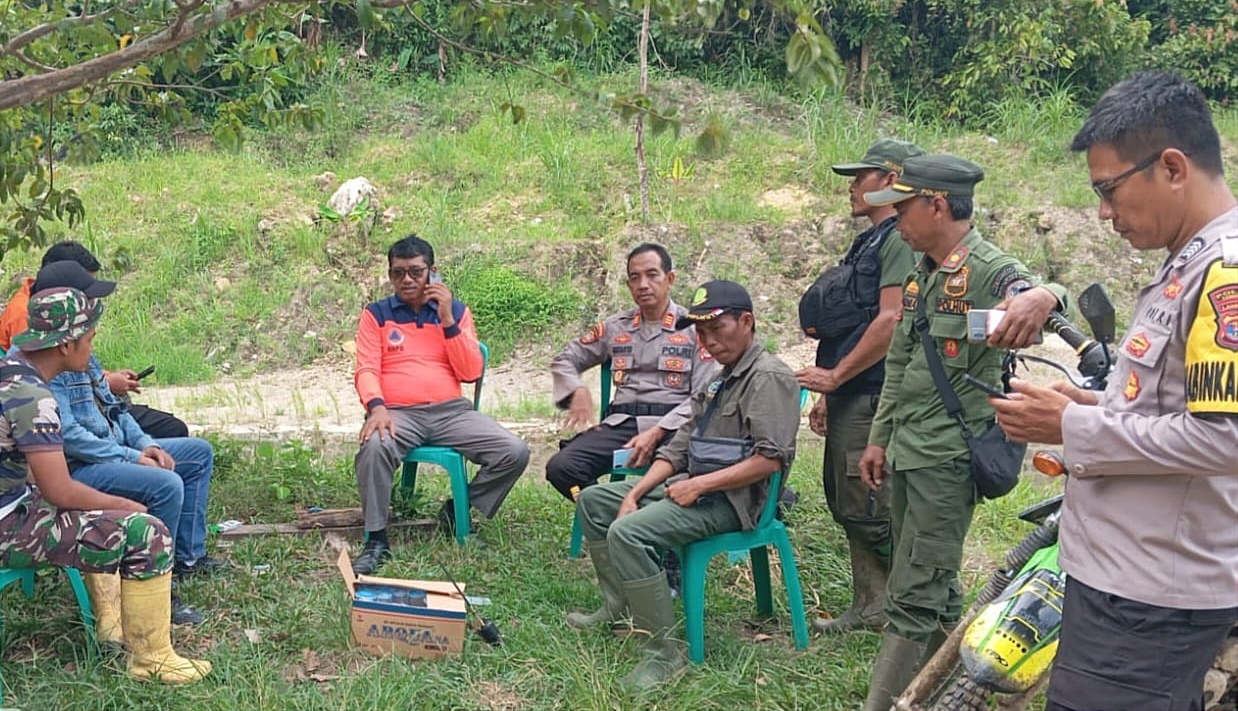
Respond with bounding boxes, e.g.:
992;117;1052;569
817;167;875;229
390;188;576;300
930;675;992;711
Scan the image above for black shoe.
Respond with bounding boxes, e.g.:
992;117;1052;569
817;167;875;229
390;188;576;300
352;539;391;576
173;555;232;579
171;594;204;626
663;550;682;599
776;487;799;525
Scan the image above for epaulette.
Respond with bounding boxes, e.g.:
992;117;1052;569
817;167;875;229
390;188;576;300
1222;233;1238;267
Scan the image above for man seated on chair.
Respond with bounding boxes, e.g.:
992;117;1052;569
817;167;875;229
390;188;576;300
0;286;209;683
548;242;720;499
352;234;530;575
570;280;800;692
0;241;189;439
36;261;224;625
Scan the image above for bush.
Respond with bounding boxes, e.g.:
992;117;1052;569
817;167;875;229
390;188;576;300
446;259;585;363
1147;1;1238;102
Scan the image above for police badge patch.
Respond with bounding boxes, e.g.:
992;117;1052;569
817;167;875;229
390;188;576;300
1207;282;1238;351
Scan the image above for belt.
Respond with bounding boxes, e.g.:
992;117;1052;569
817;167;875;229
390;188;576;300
607;402;677;417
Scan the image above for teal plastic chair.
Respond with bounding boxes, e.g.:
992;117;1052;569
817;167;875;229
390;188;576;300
676;469;810;663
399;342;489;546
568;360;648;558
0;566;97;687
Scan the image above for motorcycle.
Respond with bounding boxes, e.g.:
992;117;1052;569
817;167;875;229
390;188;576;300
894;283;1119;711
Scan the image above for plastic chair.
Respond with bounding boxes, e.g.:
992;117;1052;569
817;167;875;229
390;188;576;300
0;566;97;687
399;342;489;546
677;467;810;663
568;360;648;558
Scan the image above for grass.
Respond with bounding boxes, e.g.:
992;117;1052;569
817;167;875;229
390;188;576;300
0;434;1064;710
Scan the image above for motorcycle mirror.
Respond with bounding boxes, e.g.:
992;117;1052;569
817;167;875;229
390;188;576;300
1078;283;1116;344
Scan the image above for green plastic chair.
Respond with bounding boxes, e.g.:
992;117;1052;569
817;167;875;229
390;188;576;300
568;360;648;558
0;566;96;688
677;473;809;661
398;342;489;546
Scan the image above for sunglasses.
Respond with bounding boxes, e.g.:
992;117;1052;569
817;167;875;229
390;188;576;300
389;266;428;281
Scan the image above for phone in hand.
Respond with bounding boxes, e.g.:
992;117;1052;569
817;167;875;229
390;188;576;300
429;272;443;285
962;373;1008;399
134;365;156;381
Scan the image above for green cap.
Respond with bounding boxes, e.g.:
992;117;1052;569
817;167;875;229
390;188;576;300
11;287;104;352
831;138;926;176
864;154;985;206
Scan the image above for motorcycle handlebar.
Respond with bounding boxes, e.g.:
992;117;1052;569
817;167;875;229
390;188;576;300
1045;312;1111;384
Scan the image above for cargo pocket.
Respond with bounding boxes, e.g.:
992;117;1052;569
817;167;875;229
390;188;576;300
894;533;965;613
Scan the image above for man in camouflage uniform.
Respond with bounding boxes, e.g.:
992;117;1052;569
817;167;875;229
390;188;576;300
856;154;1071;711
797;138;924;633
548;243;719;503
0;287;209;683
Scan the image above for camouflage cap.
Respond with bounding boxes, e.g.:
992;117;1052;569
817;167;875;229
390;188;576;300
11;287;104;352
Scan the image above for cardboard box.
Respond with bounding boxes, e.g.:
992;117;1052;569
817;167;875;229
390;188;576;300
336;549;467;660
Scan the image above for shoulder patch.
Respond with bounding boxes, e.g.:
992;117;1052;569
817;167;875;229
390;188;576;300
1185;258;1238;415
990;264;1021;297
580;322;605;345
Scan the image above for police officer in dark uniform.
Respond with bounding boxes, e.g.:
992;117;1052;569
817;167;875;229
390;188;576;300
797;138;924;633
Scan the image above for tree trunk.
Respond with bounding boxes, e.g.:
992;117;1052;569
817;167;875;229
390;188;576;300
635;2;651;222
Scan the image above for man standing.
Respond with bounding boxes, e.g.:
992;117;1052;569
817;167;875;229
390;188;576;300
856;154;1071;711
992;71;1237;711
2;287;209;683
548;242;718;501
352;234;530;575
797;139;923;633
571;280;800;692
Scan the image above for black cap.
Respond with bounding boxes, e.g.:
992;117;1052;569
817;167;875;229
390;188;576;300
674;280;754;329
32;260;116;298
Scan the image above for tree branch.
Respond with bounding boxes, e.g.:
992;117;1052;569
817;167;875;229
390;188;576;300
1;0;148;56
0;0;337;111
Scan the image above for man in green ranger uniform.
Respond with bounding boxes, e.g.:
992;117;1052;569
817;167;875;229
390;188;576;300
856;154;1071;711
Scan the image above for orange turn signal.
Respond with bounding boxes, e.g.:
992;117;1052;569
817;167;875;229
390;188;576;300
1032;451;1066;477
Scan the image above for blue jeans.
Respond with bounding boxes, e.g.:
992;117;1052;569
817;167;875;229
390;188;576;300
70;437;214;565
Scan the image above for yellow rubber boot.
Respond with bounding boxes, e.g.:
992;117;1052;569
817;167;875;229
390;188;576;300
83;572;124;647
121;573;212;684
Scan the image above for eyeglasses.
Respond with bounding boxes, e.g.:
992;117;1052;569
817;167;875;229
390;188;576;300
389;266;428;281
1091;152;1162;202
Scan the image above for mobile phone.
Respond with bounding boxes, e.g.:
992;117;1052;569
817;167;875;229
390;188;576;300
967;309;1004;343
135;365;156;380
429;272;442;285
962;373;1008;399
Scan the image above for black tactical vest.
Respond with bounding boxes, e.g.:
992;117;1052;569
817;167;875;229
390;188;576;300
802;216;899;396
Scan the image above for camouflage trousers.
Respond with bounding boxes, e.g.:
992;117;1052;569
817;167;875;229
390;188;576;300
0;490;172;579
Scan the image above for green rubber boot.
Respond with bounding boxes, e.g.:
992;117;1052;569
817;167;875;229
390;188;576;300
566;541;629;633
862;631;926;711
619;571;686;693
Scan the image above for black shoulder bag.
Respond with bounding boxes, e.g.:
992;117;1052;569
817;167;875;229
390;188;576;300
912;296;1025;499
